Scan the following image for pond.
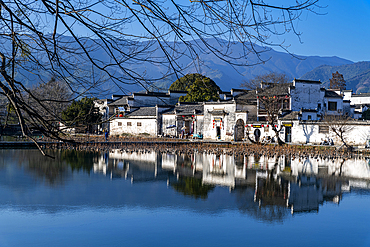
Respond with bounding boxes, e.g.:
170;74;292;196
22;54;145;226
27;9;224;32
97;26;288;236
0;149;370;247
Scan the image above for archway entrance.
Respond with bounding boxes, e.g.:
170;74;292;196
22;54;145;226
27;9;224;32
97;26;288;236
235;119;245;141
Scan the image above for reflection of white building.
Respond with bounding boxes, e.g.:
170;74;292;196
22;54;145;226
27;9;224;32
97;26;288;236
93;153;108;175
203;154;236;188
287;176;323;213
103;149;163;182
286;156;370;180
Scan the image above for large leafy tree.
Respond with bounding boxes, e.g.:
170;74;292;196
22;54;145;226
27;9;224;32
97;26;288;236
170;73;206;91
0;0;321;149
62;97;101;133
171;74;220;102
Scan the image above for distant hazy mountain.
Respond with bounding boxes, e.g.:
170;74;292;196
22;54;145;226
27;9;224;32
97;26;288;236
15;37;353;94
148;41;353;91
300;61;370;93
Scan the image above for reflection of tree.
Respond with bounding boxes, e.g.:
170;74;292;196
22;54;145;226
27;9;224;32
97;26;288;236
234;187;290;223
60;150;96;173
16;150;68;186
171;176;215;199
255;172;289;207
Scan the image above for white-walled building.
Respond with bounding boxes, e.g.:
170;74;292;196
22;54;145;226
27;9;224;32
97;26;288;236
108;90;186;115
276;112;370;146
203;100;250;141
110;105;172;136
162;103;204;138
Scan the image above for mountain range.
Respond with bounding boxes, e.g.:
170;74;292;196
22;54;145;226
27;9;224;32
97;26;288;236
300;61;370;93
151;41;354;91
15;37;367;94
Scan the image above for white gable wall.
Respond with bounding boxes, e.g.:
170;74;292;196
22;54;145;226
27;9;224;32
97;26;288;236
290;80;322;111
110;117;157;136
284;120;370;145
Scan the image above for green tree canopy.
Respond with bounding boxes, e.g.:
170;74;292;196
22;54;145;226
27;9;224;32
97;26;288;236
170;73;220;102
62;97;101;132
362;109;370;120
171;176;215;199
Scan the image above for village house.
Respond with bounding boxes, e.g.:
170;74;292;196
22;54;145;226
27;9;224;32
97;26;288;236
202;96;254;141
107;90;186;116
100;76;370;146
162;102;204;138
110;105;172;137
95;90;186;135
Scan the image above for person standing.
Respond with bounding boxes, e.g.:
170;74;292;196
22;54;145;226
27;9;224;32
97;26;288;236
105;130;109;142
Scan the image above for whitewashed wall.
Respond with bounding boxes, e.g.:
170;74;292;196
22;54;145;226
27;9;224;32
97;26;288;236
348;95;370;105
110;117;157;136
203;102;248;141
285;120;370;145
324;97;343;115
290;80;322;111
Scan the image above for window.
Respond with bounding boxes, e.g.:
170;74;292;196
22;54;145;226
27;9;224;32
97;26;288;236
319;126;329;134
318;103;321;110
137;122;142;127
118;122;122;126
283;99;290;110
307;115;311;120
127;122;132;126
328;101;337;111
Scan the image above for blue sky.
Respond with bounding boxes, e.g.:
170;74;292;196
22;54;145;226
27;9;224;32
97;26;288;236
273;0;370;62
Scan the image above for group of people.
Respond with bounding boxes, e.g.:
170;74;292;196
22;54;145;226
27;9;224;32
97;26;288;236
320;138;334;146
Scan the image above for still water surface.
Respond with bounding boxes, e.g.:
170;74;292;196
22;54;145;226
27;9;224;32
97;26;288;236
0;149;370;246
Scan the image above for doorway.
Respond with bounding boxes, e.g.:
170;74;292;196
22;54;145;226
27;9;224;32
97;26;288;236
285;126;291;143
235;119;245;141
216;126;221;139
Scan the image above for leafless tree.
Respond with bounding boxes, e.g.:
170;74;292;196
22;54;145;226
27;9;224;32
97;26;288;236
0;0;321;149
0;95;7;132
241;72;290;90
322;114;353;151
243;72;291;144
27;78;72;123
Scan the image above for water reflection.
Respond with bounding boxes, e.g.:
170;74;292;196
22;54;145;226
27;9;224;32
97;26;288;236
1;149;370;221
95;149;370;214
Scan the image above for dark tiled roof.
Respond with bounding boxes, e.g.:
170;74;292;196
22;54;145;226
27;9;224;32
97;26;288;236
294;79;322;84
280;111;299;120
257;83;292;96
126;107;156;117
108;96;130;106
132;92;170;97
231;88;249;92
208;110;227;115
164;103;204;115
352;93;370;97
324;90;342;98
234;90;257;104
301;108;318;112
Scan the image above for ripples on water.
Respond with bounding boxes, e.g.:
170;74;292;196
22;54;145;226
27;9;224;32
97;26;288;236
0;149;370;247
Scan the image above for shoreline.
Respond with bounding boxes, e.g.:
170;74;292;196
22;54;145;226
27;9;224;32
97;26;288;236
1;136;369;158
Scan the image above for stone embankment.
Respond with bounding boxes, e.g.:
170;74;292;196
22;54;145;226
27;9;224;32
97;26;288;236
36;135;365;160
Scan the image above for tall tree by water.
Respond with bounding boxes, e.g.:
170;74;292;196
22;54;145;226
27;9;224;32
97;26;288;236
330;71;346;90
